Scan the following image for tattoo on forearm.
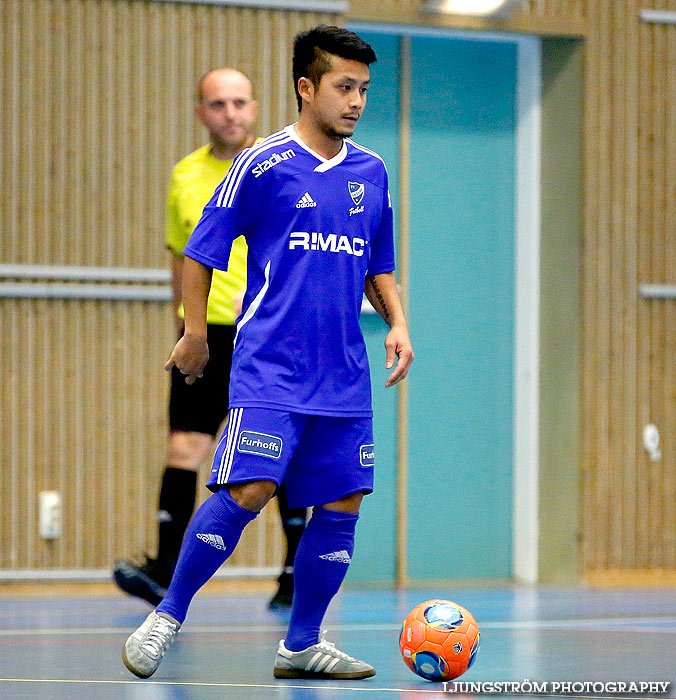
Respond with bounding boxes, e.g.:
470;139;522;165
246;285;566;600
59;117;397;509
367;276;390;321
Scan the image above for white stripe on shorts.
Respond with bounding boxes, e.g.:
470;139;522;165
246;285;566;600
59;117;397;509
217;408;241;484
216;409;235;484
222;407;244;483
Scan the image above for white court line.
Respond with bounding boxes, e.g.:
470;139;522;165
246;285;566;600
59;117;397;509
1;617;676;637
0;678;444;694
0;680;667;700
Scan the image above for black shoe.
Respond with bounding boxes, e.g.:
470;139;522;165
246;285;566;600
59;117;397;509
113;556;172;606
268;571;294;610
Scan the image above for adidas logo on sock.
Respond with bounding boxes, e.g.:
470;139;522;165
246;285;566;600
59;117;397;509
196;533;227;551
296;192;317;208
319;550;351;564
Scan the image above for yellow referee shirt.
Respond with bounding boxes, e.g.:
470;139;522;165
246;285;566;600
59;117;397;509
166;143;249;325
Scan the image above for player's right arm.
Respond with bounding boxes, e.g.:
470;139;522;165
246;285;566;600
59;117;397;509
165;149;260;383
170;253;185;336
164;257;212;385
166;168;190;337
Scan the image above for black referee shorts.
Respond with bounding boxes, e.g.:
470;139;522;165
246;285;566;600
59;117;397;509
169;323;236;437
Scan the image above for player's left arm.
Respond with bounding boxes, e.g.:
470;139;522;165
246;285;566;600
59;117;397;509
365;273;414;388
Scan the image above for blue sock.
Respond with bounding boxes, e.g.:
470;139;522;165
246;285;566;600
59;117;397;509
157;488;257;623
284;507;358;652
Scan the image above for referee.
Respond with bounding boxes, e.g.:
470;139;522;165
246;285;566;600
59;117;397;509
113;68;306;609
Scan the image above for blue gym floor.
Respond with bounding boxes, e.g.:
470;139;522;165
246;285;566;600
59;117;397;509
1;586;675;699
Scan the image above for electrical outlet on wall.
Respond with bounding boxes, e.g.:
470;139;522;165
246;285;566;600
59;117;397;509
643;424;662;462
39;491;62;539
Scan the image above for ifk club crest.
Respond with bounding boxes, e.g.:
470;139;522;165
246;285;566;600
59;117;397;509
348;181;364;205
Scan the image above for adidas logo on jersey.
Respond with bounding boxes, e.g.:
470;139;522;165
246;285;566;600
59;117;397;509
196;533;227;551
319;550;352;564
296;192;317;208
289;231;366;257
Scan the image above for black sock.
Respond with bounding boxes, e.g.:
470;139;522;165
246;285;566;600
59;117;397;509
156;467;198;577
277;481;307;572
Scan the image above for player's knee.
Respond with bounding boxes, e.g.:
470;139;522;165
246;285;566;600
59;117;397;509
167;430;213;468
228;480;277;512
320;491;364;514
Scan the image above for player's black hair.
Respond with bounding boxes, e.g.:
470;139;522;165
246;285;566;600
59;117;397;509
292;25;377;112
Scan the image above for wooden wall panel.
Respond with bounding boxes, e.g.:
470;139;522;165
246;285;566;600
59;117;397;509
581;0;676;573
525;0;585;18
0;0;335;573
0;299;170;569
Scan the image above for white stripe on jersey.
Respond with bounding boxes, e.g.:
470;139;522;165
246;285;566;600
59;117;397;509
234;259;271;347
222;135;292;207
215;130;287;207
345;138;386;165
216;131;283;207
217;132;292;208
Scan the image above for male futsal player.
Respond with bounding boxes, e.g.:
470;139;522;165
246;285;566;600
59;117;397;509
112;68;306;609
122;25;413;681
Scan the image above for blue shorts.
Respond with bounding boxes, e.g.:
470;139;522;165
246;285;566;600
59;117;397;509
207;407;375;509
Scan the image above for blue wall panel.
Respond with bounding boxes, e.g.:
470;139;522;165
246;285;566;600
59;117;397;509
342;30;518;584
407;37;516;580
348;31;400;584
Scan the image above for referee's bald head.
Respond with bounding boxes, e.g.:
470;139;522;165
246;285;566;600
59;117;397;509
196;68;254;104
194;68;258;157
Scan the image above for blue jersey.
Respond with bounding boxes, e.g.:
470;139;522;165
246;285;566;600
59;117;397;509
184;125;395;418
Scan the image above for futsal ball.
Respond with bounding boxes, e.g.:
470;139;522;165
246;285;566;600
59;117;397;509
399;599;480;682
